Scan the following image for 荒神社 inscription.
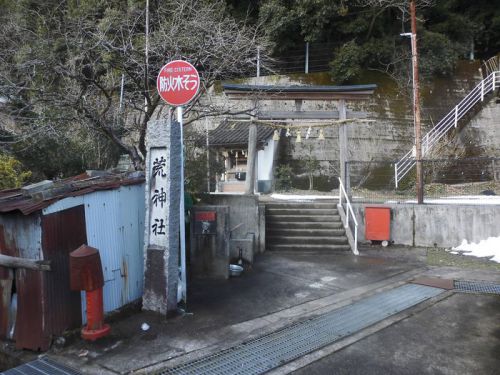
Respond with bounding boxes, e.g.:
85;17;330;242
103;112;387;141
149;150;169;246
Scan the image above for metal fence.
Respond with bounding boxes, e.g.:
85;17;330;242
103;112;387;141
348;157;500;203
256;42;336;77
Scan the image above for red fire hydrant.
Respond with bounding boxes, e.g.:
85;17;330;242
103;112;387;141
70;245;111;341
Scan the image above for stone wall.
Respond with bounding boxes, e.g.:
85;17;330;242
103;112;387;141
190;61;497;173
436;97;500;158
352;203;500;248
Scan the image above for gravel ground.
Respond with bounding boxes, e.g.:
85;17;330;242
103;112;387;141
426;247;500;270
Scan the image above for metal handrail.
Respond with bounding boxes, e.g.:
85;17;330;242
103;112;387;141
338;177;358;255
395;71;500;187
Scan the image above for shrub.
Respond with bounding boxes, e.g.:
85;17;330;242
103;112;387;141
275;164;293;191
0;155;32;189
330;40;365;83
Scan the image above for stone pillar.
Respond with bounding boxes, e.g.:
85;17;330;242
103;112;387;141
245;123;258;195
142;117;181;316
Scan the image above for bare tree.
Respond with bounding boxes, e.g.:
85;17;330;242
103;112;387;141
355;0;433;12
0;0;270;170
354;0;434;98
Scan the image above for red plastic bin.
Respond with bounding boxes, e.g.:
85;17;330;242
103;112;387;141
365;206;391;244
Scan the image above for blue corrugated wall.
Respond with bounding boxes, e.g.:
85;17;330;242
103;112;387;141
42;184;145;320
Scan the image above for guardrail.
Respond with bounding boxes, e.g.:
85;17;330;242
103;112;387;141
395;71;500;187
338;177;358;255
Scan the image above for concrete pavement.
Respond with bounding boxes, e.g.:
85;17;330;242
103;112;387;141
2;246;499;374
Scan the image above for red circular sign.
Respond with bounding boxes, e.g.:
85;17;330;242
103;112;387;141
156;60;200;106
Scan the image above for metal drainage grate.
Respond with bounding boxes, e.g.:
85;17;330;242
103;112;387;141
157;284;443;375
454;280;500;295
0;356;81;375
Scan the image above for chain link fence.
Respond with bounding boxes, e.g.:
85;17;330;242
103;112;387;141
274;159;340;193
347;157;500;203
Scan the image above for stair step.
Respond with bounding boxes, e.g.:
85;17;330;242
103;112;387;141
267;244;351;252
266;221;344;229
264;200;352;253
266;208;338;216
266;214;341;223
266;228;346;237
267;235;348;245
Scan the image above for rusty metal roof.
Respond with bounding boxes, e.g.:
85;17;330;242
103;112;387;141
0;172;144;216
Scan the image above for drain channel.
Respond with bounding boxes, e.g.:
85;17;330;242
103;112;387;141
454;280;500;295
157;284;443;375
0;356;81;375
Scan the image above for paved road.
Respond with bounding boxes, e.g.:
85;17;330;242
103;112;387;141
292;292;500;375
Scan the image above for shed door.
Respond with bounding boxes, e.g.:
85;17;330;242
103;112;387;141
0;225;14;339
41;205;87;343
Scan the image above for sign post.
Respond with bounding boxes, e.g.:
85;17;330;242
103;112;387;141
156;60;200;305
157;60;200;106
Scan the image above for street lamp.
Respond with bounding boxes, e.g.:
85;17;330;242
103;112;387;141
400;32;417;154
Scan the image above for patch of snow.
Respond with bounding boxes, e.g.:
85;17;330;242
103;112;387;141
294;292;310;298
320;276;337;282
271;194;336;201
210;192;245;195
309;282;324;289
449;237;500;263
405;196;500;205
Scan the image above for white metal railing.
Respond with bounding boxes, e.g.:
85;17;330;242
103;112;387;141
395;71;500;187
482;55;500;77
338;177;358;255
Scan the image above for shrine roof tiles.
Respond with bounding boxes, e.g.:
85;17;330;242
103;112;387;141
208;120;274;147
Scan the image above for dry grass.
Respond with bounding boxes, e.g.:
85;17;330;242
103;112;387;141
427;248;500;270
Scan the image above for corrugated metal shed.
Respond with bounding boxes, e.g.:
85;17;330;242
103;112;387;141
42;184;145;318
0;172;146;350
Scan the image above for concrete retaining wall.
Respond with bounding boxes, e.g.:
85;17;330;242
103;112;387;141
191;62;495;166
353;203;500;248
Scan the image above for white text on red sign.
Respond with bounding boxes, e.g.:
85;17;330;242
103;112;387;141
158;75;199;92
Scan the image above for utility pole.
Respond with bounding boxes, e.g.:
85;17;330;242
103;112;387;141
410;0;424;204
206;117;210;192
145;0;149;113
256;47;261;78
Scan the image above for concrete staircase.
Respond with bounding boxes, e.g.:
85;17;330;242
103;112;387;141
395;70;500;187
265;201;350;252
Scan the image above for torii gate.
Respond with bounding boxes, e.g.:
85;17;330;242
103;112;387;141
222;83;377;195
